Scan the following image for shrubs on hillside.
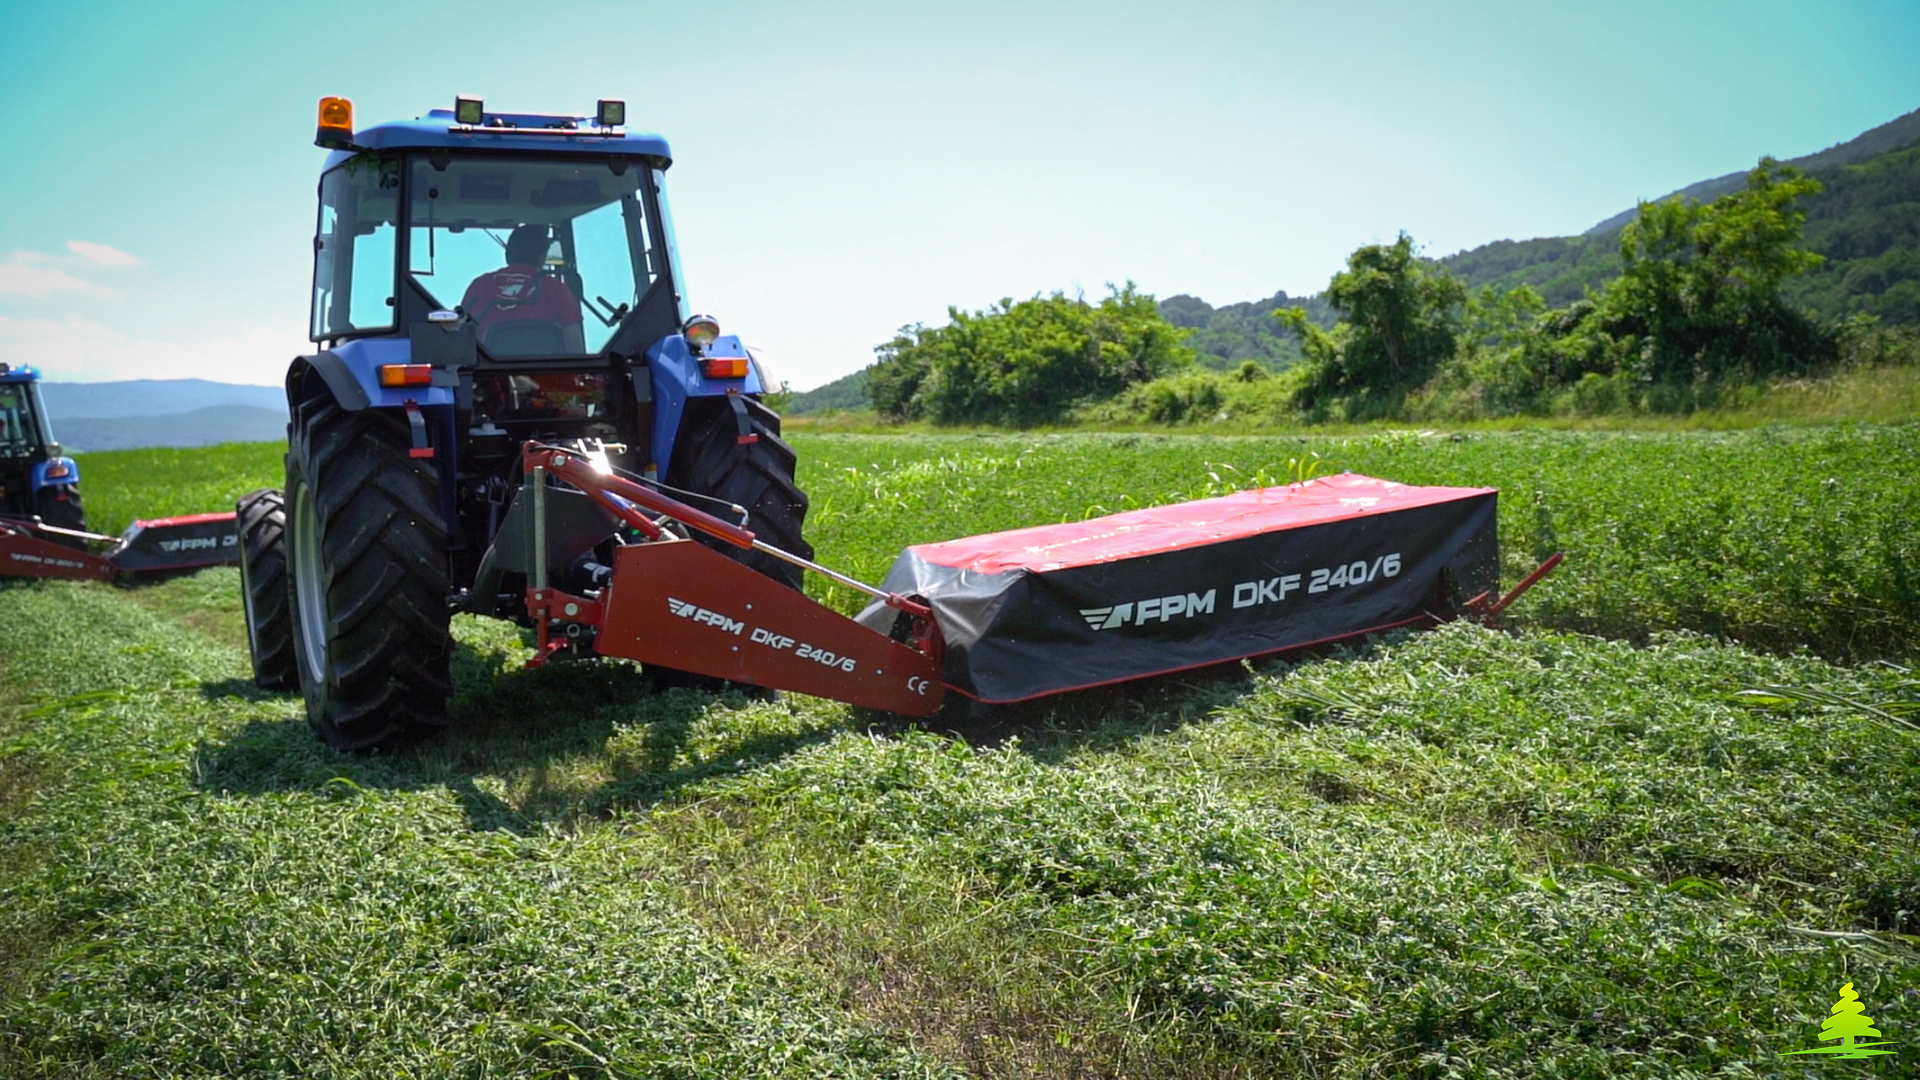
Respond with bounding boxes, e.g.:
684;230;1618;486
1305;160;1848;421
867;284;1194;426
852;160;1891;427
1278;233;1469;419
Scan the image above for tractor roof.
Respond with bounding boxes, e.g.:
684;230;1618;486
0;363;39;384
322;108;672;171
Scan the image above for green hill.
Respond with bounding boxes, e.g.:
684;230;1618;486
1785;140;1920;323
1144;108;1920;380
1158;291;1338;371
1440;107;1920;320
786;108;1920;416
1583;107;1920;236
784;367;871;414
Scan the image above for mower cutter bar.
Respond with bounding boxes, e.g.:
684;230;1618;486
0;516;121;545
518;451;1560;718
0;512;239;581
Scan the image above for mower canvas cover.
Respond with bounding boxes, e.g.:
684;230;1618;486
108;513;240;573
856;474;1498;703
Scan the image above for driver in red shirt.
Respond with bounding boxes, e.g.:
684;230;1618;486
462;225;585;353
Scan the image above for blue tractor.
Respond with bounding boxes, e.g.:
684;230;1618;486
0;363;87;543
240;96;811;749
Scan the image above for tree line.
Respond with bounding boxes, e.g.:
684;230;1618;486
860;158;1899;426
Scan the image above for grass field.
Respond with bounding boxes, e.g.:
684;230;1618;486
3;427;1917;1078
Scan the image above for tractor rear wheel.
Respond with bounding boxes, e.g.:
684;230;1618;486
38;487;87;549
653;396;811;692
237;488;297;691
285;386;452;751
665;395;812;589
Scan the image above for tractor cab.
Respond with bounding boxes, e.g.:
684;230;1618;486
317;149;667;359
0;363;85;533
304;97;750;463
247;96;811;749
312;124;682;362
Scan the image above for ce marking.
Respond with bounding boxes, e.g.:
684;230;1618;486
906;676;934;695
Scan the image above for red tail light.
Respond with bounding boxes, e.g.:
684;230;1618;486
379;364;433;387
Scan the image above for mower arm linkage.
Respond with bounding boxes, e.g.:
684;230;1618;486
519;446;948;716
0;517;117;580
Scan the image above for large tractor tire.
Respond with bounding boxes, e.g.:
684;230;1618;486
665;395;812;589
38;486;87;549
236;488;297;691
652;396;811;692
285;385;452;751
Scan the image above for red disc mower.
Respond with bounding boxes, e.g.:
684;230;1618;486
498;445;1557;720
1;512;239;583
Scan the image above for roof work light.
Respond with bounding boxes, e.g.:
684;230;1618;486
596;99;625;127
315;96;355;149
454;95;484;125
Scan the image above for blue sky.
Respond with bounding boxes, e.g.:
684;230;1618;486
1;0;1915;390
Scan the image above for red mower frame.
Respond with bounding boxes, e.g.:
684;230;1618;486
521;446;950;716
517;446;1561;717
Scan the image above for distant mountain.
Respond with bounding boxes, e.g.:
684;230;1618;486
1159;291;1337;371
56;406;288;453
784;368;871;414
1438;107;1920;321
41;379;285;422
1584;108;1920;236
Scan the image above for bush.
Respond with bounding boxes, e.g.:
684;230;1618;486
1076;367;1310;427
1563;371;1629;416
1281;234;1467;415
867;284;1195;426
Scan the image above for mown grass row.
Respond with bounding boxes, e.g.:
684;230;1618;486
2;427;1912;1077
3;574;1914;1078
0;580;960;1079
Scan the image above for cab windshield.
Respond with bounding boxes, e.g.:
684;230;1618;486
407;155;662;358
0;383;44;459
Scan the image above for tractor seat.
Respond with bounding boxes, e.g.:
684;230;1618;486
482;320;569;358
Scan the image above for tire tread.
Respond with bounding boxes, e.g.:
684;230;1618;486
237;488;297;690
287;388;452;751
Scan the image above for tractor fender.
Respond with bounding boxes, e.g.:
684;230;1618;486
290;340;457;413
29;456;80;490
289;347;461;534
644;333;764;474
